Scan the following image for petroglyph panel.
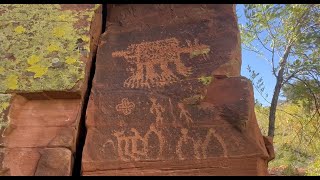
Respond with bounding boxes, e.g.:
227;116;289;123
82;4;271;176
84;75;269;161
84;88;265;162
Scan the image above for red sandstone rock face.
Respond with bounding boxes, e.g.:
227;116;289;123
0;4;273;176
82;4;272;176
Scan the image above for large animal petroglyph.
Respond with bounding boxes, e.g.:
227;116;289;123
112;38;210;89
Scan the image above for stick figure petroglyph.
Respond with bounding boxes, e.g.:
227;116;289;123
149;97;165;127
177;102;194;126
112;37;210;89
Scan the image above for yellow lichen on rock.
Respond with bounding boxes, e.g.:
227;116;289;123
27;64;48;78
14;25;26;34
27;55;41;65
0;4;100;93
5;74;18;90
0;67;4;75
65;56;77;65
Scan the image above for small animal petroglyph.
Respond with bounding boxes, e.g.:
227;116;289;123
112;37;210;89
115;98;135;115
149;97;165;127
176;128;228;160
105;123;165;162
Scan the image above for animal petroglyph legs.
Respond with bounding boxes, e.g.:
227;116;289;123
150;97;165;127
159;63;179;85
177;103;194;126
145;63;161;88
124;63;144;88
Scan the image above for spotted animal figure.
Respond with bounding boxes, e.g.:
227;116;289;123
112;37;210;89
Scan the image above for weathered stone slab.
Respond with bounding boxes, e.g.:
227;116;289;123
0;148;72;176
9;96;81;127
1;127;76;150
34;148;73;176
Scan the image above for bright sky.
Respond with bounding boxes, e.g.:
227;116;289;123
236;4;278;107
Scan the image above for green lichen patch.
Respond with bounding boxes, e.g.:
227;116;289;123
198;76;213;85
0;4;100;93
0;94;11;131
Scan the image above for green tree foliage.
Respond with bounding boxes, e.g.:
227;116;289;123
240;4;320;137
283;79;319;113
256;102;320;175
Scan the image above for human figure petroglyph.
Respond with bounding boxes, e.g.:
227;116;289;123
106;123;165;161
177;102;194;126
112;37;210;89
115;98;135;115
149;97;165;127
176;128;228;160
